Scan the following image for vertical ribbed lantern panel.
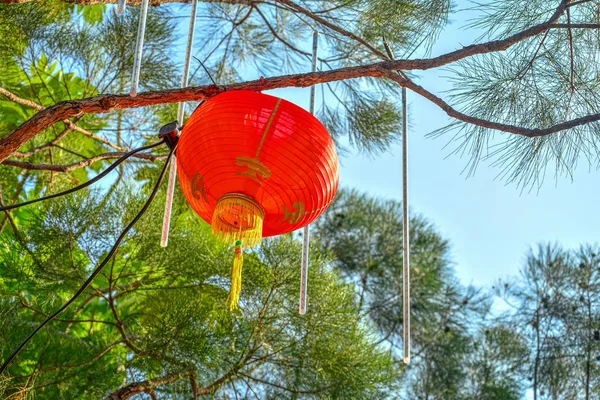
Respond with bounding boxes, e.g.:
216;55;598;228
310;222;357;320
177;90;339;239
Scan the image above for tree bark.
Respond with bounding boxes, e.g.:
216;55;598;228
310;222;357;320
105;373;187;400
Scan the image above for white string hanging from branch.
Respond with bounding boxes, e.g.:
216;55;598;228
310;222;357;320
401;85;410;364
299;30;319;315
130;0;150;97
116;0;126;14
383;39;410;364
160;0;199;247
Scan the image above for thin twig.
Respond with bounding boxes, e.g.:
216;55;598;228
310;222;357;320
566;9;575;92
2;151;167;172
0;87;126;151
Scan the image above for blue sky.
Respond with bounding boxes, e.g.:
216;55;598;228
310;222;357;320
258;6;600;292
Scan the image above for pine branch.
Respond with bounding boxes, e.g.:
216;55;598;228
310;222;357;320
11;341;122;380
566;0;595;7
104;373;189;400
238;371;332;395
516;30;550;79
254;6;311;56
105;353;253;399
0;0;386;64
2;151;167;172
0;87;126;152
551;24;600;29
382;69;600;138
566;9;575;92
273;0;388;60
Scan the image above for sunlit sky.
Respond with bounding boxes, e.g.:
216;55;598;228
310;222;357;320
166;2;599;291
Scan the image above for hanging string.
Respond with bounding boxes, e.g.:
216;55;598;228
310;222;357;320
116;0;126;14
160;0;199;248
400;85;410;364
299;30;319;316
383;38;410;364
191;56;218;87
228;240;244;310
130;0;150;97
0;145;176;374
0;141;165;213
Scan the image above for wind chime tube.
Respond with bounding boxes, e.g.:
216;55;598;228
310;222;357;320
116;0;126;14
176;0;198;125
299;30;319;315
129;0;150;97
160;0;198;248
383;37;411;365
401;86;411;364
309;30;319;114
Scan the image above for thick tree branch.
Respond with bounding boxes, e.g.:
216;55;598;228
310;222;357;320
381;69;600;138
551;23;600;29
105;352;252;399
104;372;188;400
0;87;126;152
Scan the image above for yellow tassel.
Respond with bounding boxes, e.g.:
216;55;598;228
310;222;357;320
227;241;244;310
212;193;264;310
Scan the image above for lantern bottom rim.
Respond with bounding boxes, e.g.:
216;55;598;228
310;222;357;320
211;193;265;247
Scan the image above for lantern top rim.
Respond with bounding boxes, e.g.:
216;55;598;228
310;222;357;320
216;192;266;219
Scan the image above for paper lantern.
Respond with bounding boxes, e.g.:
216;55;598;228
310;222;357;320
177;90;339;309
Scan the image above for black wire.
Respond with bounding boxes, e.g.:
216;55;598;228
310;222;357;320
192;56;218;87
0;145;176;375
0;140;165;213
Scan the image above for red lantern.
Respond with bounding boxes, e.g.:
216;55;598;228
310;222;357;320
177;90;339;309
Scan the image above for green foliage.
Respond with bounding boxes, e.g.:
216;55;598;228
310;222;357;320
0;182;398;398
0;3;178;200
312;189;529;398
1;182;594;398
432;0;600;189
496;243;600;399
80;5;107;25
461;325;529;399
355;0;453;55
331;97;403;154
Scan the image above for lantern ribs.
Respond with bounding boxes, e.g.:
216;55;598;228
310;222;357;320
2;1;599;165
